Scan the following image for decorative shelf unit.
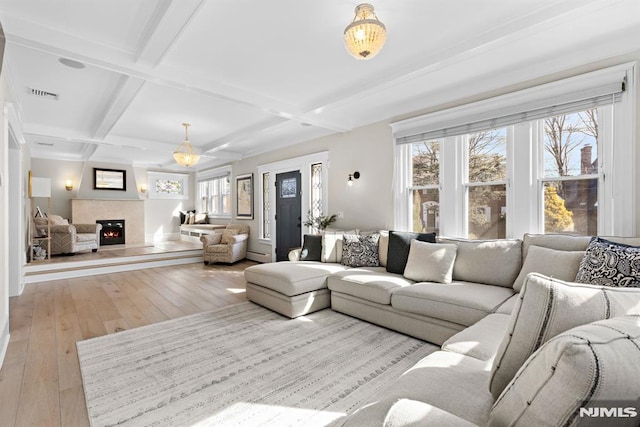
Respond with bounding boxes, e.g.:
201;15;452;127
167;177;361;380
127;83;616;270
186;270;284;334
30;175;51;261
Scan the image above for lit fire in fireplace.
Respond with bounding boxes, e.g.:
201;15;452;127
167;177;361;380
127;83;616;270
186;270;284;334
104;231;121;238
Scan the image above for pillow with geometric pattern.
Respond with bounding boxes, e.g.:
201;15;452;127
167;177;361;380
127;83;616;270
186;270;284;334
575;237;640;287
341;233;380;268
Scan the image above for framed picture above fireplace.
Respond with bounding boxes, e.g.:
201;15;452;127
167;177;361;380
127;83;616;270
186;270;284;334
94;168;126;191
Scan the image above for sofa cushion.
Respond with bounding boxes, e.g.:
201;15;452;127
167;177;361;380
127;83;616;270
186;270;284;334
244;261;349;297
321;229;356;263
575;237;640;287
343;351;494;426
386;231;437;274
403;241;457;284
489;273;640;399
489;316;640;427
328;267;414;305
341;234;380;267
522;233;640;261
512;245;584;292
439;238;522;288
300;234;322;261
522;233;592;261
391;282;515;327
76;233;97;243
442;313;510;362
493;294;518;315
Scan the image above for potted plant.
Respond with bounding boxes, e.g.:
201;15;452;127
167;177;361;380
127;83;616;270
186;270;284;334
303;210;337;231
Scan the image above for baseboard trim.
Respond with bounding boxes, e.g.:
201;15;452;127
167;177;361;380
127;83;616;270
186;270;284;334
0;318;10;371
247;251;271;263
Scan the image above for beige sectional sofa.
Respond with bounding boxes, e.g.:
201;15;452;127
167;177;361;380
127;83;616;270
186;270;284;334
244;233;640;426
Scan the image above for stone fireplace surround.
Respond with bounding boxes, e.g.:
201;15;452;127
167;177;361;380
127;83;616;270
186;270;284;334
72;199;145;245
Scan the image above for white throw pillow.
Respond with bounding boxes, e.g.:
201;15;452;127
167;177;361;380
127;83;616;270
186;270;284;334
512;245;584;292
489;273;640;399
321;230;356;263
489;315;640;426
403;240;458;284
49;214;69;225
378;230;389;267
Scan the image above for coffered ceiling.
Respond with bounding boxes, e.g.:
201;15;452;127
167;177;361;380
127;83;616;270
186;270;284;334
1;0;639;170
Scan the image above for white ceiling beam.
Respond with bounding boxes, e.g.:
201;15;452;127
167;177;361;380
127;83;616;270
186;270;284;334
135;0;205;67
2;14;350;133
198;117;289;153
91;76;146;139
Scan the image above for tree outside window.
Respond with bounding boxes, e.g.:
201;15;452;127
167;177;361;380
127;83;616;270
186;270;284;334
467;129;507;239
542;109;598;235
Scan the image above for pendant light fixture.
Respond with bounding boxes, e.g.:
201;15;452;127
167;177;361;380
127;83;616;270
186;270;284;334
344;3;387;60
173;123;200;167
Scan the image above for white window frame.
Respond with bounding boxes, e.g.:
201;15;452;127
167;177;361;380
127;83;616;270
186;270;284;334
196;166;232;218
392;63;637;238
257;151;329;260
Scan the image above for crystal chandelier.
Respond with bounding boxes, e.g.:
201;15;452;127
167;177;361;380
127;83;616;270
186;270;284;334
344;3;387;60
173;123;200;167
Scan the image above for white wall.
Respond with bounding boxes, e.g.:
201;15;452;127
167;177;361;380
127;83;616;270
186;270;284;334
0;72;10;367
227;121;395;256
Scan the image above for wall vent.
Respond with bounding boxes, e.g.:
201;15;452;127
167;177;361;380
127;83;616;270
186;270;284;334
28;87;59;100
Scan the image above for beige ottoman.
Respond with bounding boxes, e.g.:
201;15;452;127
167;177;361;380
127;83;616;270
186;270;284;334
244;261;349;318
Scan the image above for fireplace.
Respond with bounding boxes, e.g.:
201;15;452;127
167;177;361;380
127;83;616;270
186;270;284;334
96;220;125;246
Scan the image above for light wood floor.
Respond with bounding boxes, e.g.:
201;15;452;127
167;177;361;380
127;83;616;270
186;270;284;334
0;260;257;427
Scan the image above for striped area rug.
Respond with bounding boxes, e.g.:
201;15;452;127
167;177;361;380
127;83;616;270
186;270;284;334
77;302;437;427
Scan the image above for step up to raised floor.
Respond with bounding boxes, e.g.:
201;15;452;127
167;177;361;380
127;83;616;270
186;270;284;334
24;249;203;283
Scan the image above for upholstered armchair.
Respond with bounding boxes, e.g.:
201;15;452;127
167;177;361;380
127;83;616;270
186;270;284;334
34;214;103;255
200;224;249;264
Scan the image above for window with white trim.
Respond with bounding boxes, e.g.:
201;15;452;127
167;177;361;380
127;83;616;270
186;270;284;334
197;171;231;216
410;141;440;233
392;64;635;238
465;128;508;239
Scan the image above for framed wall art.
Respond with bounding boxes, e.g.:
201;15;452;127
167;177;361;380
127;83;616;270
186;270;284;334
236;173;253;219
94;168;126;191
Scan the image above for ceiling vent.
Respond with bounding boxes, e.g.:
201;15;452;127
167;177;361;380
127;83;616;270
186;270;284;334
28;87;59;100
36;142;55;146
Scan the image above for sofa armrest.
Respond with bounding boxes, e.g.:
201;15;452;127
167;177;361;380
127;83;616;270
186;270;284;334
74;224;100;234
231;233;249;244
49;224;75;234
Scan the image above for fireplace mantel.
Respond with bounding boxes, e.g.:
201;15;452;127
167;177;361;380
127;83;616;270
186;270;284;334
72;199;145;245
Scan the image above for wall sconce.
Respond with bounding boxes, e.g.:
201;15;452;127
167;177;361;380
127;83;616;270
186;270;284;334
64;179;73;191
347;171;360;186
140;184;147;193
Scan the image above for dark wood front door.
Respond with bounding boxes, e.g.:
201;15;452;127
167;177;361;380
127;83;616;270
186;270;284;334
275;171;302;261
